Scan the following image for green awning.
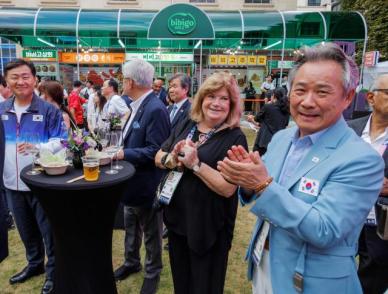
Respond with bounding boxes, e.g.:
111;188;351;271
0;6;366;50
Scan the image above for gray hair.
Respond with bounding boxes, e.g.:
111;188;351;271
288;42;359;95
370;73;388;91
168;73;191;92
122;58;155;88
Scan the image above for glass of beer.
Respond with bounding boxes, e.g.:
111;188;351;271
82;156;100;181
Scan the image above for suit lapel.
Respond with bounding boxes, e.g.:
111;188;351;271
171;99;189;128
353;116;369;136
123;94;152;142
284;117;349;190
265;129;294;182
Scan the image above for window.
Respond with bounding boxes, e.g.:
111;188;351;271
307;0;321;6
301;22;320;36
0;38;17;75
190;0;215;3
245;0;271;3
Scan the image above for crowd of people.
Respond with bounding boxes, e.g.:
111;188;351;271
0;41;387;294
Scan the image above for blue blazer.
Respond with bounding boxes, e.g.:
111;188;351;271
242;117;384;293
0;119;8;263
121;92;170;207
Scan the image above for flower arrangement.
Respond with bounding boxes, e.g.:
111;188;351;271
108;113;123;131
61;128;99;154
61;128;101;168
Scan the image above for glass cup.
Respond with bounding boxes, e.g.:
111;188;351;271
82;156;100;181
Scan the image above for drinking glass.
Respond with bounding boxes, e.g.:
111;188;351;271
82;156;100;181
105;133;119;175
25;133;41;175
113;130;124;170
97;128;109;149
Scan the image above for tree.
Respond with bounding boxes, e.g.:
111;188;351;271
340;0;388;62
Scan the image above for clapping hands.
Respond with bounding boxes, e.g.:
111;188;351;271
217;145;269;190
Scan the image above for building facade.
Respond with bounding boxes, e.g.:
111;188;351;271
0;0;331;11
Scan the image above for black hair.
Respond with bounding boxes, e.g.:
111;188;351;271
73;80;82;88
4;59;36;77
96;90;107;111
93;85;101;92
108;78;119;93
0;74;6;87
273;87;289;114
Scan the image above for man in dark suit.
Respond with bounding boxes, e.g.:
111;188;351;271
167;73;191;131
0;119;7;263
162;74;191;244
152;78;168;106
114;59;170;294
348;74;388;294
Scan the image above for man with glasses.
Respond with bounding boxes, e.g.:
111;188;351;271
0;59;63;294
348;74;388;294
114;59;170;294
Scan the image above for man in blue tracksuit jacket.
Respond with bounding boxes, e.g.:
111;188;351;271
0;59;63;294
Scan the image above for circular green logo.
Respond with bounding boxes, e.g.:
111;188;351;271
168;13;197;35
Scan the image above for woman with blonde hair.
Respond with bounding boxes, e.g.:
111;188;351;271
155;71;247;294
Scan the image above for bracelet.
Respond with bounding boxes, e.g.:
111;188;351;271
253;177;273;195
160;153;169;167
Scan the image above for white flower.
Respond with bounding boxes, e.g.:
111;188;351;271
86;138;97;148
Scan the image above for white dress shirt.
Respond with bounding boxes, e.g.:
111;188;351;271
103;94;130;118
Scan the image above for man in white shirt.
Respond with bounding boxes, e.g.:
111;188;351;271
348;74;388;294
101;78;129;119
80;80;93;99
260;75;275;95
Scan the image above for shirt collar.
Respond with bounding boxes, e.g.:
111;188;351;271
362;114;388;143
292;121;332;146
174;97;188;110
129;90;152;112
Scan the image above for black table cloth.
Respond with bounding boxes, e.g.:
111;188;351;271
21;162;135;294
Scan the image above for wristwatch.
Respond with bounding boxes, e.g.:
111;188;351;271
192;161;201;173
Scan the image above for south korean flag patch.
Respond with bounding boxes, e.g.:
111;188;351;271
298;177;319;197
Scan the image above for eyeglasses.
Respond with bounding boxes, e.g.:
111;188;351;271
373;89;388;95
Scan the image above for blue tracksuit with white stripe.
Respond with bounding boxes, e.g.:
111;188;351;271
0;94;63;191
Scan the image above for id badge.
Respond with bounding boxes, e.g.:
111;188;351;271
252;221;270;267
158;171;183;205
293;272;304;293
366;206;377;225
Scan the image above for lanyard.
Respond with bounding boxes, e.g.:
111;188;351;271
186;123;222;147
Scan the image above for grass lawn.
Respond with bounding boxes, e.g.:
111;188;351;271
0;128;258;294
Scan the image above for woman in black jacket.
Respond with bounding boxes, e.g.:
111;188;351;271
248;87;290;155
243;81;256;113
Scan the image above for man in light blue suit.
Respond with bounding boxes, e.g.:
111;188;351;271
218;43;385;294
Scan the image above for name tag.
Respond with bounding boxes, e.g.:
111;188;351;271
1;114;8;120
298;177;319;197
252;221;270;267
158;171;183;205
366;206;377;225
32;114;43;122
